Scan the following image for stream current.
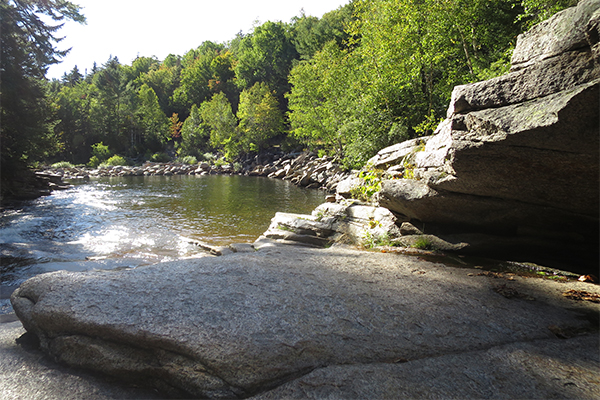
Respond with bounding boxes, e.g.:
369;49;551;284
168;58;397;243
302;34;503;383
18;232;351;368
0;175;325;313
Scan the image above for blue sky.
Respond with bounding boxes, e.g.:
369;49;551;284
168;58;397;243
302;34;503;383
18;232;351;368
47;0;350;79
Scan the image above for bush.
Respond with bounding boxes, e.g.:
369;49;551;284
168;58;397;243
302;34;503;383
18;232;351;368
214;158;228;168
202;152;216;163
104;155;128;166
150;152;171;163
179;155;198;165
88;142;111;168
88;155;101;168
91;142;111;161
51;161;75;169
349;167;385;202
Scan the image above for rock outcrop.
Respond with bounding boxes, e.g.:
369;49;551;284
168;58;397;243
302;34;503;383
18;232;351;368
261;202;401;247
10;243;600;399
373;0;599;268
260;201;469;253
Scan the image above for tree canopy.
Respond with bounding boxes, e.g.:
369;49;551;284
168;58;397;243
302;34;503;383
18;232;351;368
1;0;576;171
1;0;85;168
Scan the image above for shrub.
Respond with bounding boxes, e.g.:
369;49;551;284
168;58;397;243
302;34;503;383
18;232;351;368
350;166;385;202
362;231;391;249
412;236;434;250
88;155;101;168
202;152;216;163
104;155;128;166
91;142;111;162
51;161;75;169
150;152;171;163
214;158;228;168
179;155;198;165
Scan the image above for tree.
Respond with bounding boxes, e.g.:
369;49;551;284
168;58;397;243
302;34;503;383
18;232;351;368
52;80;95;163
200;92;239;160
519;0;577;28
234;21;299;106
91;56;129;151
171;42;226;112
1;0;85;170
137;84;169;152
178;104;210;158
291;2;357;60
287;42;356;157
237;82;284;153
140;59;181;117
61;65;83;87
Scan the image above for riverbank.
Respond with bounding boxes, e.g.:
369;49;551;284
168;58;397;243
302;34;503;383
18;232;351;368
4;240;600;399
42;152;352;193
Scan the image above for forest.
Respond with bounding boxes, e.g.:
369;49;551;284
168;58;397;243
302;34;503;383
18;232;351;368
1;0;577;174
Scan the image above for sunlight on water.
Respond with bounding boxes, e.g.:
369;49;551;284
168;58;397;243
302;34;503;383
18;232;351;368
1;175;325;313
69;185;118;211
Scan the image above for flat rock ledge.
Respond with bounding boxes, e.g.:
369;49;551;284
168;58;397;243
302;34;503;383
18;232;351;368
9;242;600;399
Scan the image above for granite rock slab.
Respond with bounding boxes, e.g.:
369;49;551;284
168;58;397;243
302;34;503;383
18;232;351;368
11;244;600;398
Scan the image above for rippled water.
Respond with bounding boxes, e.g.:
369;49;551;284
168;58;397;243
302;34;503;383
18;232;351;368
0;175;325;313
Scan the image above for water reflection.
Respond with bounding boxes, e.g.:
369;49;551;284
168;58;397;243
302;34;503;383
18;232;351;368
0;175;325;313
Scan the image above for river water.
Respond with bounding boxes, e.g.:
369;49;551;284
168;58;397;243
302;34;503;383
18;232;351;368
0;175;326;314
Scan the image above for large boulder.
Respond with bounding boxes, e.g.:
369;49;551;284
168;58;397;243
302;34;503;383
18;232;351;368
10;244;600;398
377;0;600;268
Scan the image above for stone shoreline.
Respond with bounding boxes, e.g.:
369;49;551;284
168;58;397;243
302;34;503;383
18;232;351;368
43;152;353;193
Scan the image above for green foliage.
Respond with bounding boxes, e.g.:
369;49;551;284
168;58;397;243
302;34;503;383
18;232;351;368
287;42;357;157
518;0;577;28
202;152;217;163
412;236;434;250
138;84;169;152
149;152;171;163
214;158;228;168
87;156;101;168
172;42;226;110
179;155;198;165
15;0;573;183
291;2;356;60
178;104;210;158
104;155;128;166
91;142;111;162
362;230;392;249
237;82;284;153
0;0;85;170
350;167;385;202
201;92;239;160
51;161;75;168
234;21;298;103
88;141;111;168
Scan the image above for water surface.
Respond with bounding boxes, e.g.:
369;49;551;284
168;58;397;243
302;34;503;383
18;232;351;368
0;175;325;313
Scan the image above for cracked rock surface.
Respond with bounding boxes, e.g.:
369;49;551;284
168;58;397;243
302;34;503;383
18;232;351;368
8;243;600;399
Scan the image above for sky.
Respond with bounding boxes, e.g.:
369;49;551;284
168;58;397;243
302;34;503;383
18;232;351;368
46;0;350;79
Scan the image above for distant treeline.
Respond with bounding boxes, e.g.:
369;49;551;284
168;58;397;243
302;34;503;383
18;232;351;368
1;0;577;171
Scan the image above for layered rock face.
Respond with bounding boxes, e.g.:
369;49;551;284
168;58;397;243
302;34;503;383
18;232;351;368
374;0;600;267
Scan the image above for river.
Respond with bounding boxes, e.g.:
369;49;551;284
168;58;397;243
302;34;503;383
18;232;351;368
0;175;326;314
